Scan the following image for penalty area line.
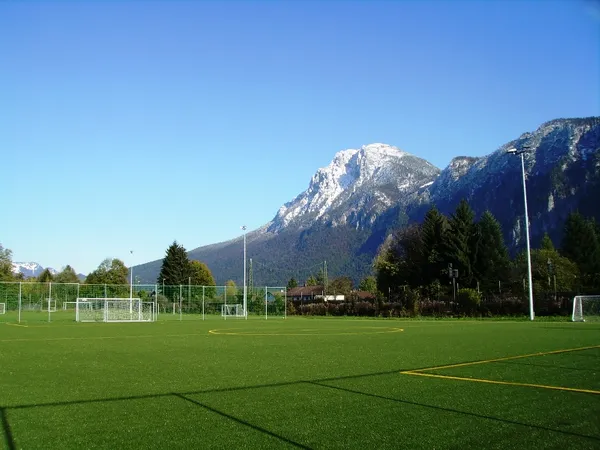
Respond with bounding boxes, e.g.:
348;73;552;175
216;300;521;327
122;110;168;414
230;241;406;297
404;344;600;373
400;371;600;395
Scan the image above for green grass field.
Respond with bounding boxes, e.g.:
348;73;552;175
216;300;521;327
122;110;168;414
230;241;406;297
1;313;599;449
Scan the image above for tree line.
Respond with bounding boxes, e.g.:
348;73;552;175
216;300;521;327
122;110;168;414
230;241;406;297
371;200;599;314
3;201;599;317
0;240;218;288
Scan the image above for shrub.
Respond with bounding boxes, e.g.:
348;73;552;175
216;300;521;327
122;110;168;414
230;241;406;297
457;288;481;315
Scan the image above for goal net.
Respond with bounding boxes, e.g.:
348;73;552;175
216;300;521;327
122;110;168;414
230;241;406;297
572;295;600;322
0;303;5;315
75;298;155;322
221;303;245;318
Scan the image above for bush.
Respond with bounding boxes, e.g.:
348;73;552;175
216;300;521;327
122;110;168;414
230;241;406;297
457;288;481;315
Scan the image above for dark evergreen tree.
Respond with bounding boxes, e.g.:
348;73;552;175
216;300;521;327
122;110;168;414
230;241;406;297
474;211;511;292
561;212;600;290
540;233;555;251
420;206;448;285
157;241;192;287
375;224;424;290
286;277;298;290
38;268;54;282
443;199;478;287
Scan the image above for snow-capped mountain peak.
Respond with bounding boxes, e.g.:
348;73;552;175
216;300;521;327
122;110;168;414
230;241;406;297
269;143;440;231
12;262;59;278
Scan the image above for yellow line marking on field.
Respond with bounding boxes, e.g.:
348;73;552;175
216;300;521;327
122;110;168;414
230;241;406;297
400;344;600;395
403;371;600;395
404;344;600;373
208;327;404;336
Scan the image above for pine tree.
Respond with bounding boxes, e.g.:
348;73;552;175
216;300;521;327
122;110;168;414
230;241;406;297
540;233;555;251
474;211;510;292
561;212;600;289
38;268;54;282
157;241;192;287
443;199;478;287
398;224;425;288
287;277;298;290
420;206;448;285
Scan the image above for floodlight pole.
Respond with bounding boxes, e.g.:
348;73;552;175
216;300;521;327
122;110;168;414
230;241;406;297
241;225;247;319
507;147;535;321
129;250;134;299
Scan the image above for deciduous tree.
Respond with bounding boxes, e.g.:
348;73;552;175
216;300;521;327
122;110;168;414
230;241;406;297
0;244;15;281
85;258;129;285
189;260;216;286
54;265;79;283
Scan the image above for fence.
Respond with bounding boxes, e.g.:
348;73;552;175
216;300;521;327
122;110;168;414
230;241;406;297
0;282;287;324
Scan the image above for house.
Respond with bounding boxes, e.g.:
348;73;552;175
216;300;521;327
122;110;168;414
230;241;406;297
287;285;325;302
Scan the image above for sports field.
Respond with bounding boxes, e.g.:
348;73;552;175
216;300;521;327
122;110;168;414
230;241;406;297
1;314;599;449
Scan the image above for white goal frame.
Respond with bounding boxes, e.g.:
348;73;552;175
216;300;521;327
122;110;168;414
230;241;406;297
63;301;78;310
0;303;5;315
221;303;245;318
46;298;57;312
75;298;155;323
571;295;600;322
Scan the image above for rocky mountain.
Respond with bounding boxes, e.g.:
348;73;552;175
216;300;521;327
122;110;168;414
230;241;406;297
269;143;439;232
133;117;600;286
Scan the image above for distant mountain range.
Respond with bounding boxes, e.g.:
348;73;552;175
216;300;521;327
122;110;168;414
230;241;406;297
12;262;86;281
94;117;600;285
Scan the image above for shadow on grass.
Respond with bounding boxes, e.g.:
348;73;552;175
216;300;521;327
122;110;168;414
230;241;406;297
2;367;599;448
1;408;15;450
174;393;310;449
309;381;600;443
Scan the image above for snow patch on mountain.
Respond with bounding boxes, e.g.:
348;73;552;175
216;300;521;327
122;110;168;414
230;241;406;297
12;262;61;278
268;143;440;231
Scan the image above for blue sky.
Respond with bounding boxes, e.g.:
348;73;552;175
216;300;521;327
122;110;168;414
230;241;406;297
2;0;599;275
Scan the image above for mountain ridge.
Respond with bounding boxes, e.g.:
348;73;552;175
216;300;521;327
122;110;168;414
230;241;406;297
100;117;600;285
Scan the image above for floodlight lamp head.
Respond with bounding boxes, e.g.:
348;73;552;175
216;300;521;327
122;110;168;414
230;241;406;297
506;148;517;154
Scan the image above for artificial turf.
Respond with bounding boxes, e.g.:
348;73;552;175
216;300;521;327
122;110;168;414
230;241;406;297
0;314;599;449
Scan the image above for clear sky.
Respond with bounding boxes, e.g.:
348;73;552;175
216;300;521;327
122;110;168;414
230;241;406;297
2;0;599;275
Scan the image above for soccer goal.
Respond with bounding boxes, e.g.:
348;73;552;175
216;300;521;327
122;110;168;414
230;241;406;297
571;295;600;322
63;302;78;311
75;298;155;323
46;298;57;312
221;303;245;318
0;303;5;315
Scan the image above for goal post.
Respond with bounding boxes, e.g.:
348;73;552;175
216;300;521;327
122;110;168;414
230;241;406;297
572;295;600;322
221;303;245;318
75;298;155;322
46;298;57;312
0;303;5;315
